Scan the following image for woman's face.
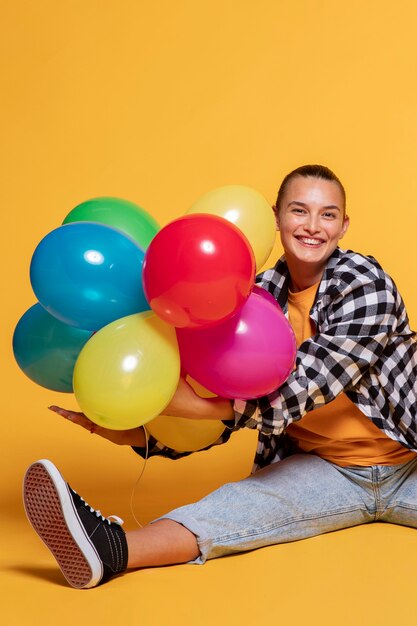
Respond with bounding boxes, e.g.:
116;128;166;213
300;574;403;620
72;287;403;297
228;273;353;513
276;176;349;273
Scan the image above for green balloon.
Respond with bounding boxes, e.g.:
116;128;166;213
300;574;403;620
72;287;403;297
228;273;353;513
63;197;159;250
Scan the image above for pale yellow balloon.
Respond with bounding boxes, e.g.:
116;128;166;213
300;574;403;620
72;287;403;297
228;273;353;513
145;415;225;452
73;312;180;430
187;185;276;269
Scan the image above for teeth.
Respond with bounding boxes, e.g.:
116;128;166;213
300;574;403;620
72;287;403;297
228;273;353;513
299;237;322;245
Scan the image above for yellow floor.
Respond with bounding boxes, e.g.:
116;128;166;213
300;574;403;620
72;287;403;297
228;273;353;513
2;428;417;626
2;3;417;625
0;521;417;626
2;514;417;626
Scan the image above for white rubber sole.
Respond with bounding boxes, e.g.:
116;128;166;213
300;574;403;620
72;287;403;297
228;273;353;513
23;459;103;589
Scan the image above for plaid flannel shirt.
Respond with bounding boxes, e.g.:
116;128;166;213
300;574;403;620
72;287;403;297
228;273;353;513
133;248;417;473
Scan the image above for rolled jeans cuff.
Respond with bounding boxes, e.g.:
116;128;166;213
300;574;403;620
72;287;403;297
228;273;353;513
150;514;212;565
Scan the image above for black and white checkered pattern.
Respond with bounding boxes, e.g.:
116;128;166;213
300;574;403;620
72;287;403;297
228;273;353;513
134;248;417;474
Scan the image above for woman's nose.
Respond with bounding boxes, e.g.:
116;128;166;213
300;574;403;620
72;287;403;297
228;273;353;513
304;217;320;233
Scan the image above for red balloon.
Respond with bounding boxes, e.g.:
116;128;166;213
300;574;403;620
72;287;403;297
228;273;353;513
176;291;297;399
143;214;256;328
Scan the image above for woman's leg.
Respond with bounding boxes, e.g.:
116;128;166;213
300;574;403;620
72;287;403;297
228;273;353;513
23;454;377;588
148;453;377;564
375;456;417;526
24;459;200;587
126;520;200;568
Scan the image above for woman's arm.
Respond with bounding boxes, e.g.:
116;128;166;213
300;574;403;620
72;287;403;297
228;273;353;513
234;270;411;436
49;378;234;447
49;405;148;446
163;377;234;420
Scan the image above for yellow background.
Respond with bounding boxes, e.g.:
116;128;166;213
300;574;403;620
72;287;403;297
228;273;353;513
1;1;417;624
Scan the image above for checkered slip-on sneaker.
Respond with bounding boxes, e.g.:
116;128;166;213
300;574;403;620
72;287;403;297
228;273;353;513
23;459;128;589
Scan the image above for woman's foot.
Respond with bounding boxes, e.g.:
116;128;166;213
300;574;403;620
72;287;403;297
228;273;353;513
23;459;128;588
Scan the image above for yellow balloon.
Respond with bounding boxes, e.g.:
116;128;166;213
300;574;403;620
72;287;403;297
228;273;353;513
187;185;276;270
145;415;225;452
73;312;180;430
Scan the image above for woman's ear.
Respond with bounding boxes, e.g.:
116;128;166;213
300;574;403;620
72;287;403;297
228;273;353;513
339;214;350;239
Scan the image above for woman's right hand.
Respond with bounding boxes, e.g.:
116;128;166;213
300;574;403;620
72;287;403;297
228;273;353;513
48;406;147;447
48;376;233;446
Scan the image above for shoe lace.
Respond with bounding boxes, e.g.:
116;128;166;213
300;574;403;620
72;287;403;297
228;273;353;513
75;491;124;526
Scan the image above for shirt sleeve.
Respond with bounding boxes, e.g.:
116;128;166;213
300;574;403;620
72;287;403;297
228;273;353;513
232;272;400;436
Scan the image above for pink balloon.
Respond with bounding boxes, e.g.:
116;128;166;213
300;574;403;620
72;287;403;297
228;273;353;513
252;285;280;308
176;291;297;399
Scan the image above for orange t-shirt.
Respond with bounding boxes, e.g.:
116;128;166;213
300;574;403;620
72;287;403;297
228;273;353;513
285;282;416;466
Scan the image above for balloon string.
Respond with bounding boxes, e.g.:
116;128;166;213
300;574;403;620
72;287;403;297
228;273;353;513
129;425;149;529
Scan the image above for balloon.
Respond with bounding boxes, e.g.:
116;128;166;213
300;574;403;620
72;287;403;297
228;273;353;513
13;303;92;392
63;197;159;250
252;284;280;308
30;222;149;331
73;312;180;429
177;291;297;399
145;415;225;452
187;185;276;270
143;214;255;328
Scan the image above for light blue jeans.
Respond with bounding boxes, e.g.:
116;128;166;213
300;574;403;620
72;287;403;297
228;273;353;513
157;453;417;564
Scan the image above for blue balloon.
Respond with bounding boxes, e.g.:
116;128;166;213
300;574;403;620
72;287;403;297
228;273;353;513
30;222;149;330
13;303;93;392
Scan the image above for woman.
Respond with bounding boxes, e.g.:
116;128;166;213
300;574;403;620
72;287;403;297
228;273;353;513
23;165;417;589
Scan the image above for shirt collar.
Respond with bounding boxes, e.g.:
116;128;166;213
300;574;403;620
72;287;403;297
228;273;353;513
257;247;345;315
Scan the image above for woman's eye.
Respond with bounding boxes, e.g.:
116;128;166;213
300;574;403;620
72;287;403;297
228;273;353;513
323;212;336;219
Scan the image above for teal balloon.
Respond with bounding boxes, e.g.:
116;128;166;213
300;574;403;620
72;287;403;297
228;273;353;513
13;304;93;392
63;197;159;250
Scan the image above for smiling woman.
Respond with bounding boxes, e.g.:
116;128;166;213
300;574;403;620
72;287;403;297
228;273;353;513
23;165;417;590
274;165;350;292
